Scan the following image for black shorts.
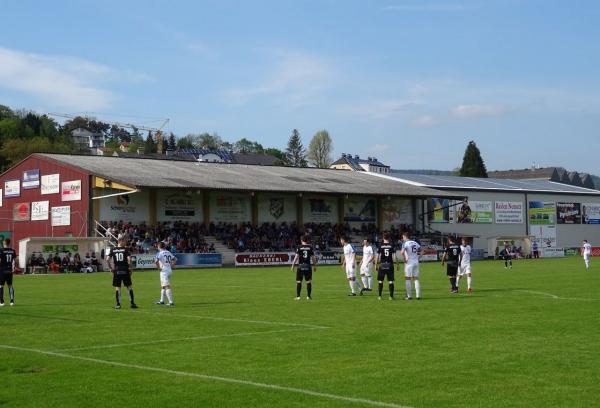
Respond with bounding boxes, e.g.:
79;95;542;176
503;254;512;260
377;263;395;282
0;273;13;286
113;272;132;287
296;265;313;282
446;265;458;276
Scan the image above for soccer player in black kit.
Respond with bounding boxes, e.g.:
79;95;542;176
106;239;137;309
291;235;317;300
441;236;461;293
0;239;17;306
376;233;397;300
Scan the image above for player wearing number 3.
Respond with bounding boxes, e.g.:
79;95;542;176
155;242;177;306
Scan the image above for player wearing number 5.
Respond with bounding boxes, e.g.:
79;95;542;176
291;235;317;300
376;233;397;300
106;239;137;309
401;232;421;300
155;242;177;306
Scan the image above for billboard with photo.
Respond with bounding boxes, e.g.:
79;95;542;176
529;201;556;225
581;203;600;224
428;198;449;223
41;174;60;195
157;190;202;222
556;202;582;224
22;169;40;189
494;201;524;224
452;200;493;224
258;194;297;224
303;196;338;223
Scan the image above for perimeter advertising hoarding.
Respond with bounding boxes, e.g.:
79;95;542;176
133;253;222;269
235;252;295;266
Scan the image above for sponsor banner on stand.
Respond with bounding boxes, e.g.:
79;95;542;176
235;252;295;266
581;203;600;224
495;201;524;224
317;251;342;265
22;169;40;189
556;202;582;224
133;253;222;269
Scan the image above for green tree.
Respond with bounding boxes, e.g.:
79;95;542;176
0;105;15;121
234;138;264;154
307;130;333;168
167;132;177;151
459;140;488;178
144;131;157;153
177;135;195;149
264;147;286;165
195;133;224;149
285;129;307;167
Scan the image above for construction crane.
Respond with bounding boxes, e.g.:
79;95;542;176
49;113;170;153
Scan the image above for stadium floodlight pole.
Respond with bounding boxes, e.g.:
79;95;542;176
92;189;140;200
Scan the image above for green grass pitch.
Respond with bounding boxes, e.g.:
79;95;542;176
0;258;598;407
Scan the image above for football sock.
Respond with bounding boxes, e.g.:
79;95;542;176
367;275;373;289
378;282;383;296
456;275;461;287
415;280;421;298
128;288;135;303
349;281;356;294
449;277;456;290
504;260;508;267
307;282;312;297
585;259;590;268
160;289;166;302
361;276;368;289
405;280;412;298
166;289;173;304
467;276;472;289
0;286;3;303
389;282;394;298
8;287;14;302
296;282;302;297
115;290;121;305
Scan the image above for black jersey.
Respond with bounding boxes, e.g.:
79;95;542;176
109;247;130;274
445;244;461;267
0;248;16;273
378;243;394;265
296;245;314;266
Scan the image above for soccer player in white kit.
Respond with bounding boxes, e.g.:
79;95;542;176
401;232;421;300
154;242;177;306
360;238;375;292
582;240;592;269
340;236;363;296
456;237;473;293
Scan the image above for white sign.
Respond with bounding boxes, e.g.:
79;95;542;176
31;201;50;221
257;194;297;224
495;201;524;224
133;254;157;269
303;196;338;223
582;203;600;225
51;206;71;226
41;174;60;195
210;192;251;223
157;190;202;222
99;190;150;222
541;247;565;258
61;180;82;201
4;180;20;197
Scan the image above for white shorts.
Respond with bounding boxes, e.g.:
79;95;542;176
345;266;356;279
404;263;420;278
584;253;591;262
360;263;373;275
459;264;472;275
160;271;172;286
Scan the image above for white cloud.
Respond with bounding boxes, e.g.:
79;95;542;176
220;50;334;107
411;114;439;127
451;104;509;119
0;47;150;111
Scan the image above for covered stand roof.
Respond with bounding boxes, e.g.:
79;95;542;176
35;154;455;198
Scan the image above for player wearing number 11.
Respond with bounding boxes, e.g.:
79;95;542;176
155;242;177;306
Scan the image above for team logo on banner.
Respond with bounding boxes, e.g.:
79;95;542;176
270;198;284;219
117;195;130;205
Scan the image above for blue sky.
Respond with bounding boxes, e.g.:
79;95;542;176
1;0;598;173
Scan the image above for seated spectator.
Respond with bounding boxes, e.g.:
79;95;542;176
73;253;83;272
91;251;102;271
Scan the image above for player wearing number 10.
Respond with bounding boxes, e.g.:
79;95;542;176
106;239;137;309
155;242;177;306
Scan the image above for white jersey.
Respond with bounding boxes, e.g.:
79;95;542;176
155;249;175;273
402;240;421;265
343;244;355;266
460;245;472;265
583;243;592;255
361;245;374;266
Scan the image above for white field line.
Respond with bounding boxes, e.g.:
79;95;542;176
0;344;412;408
511;290;600;302
57;327;324;352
